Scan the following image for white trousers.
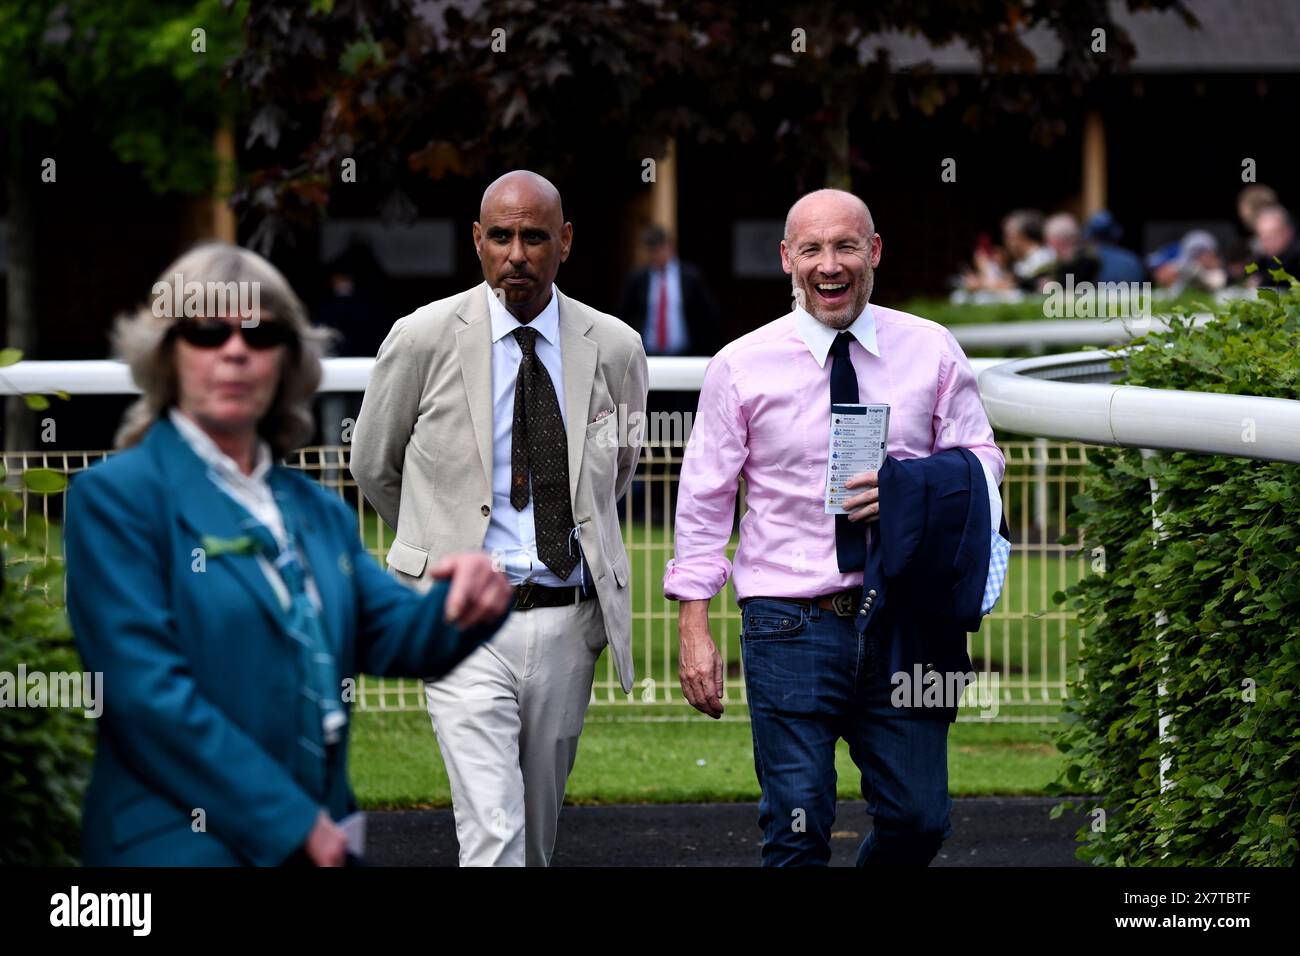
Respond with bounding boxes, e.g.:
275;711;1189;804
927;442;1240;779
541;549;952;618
424;597;605;866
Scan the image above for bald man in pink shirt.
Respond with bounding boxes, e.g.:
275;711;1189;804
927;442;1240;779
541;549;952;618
665;189;1006;866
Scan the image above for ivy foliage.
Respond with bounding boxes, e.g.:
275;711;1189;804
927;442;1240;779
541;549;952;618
1049;281;1300;866
0;467;90;866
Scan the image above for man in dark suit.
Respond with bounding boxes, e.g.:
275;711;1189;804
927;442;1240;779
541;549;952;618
619;226;722;525
619;225;721;357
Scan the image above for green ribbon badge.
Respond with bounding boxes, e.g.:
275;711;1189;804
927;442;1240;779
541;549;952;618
200;534;259;558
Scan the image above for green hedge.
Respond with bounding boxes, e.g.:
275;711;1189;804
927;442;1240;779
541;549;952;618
1048;283;1300;865
890;290;1225;328
887;291;1230;359
0;479;91;866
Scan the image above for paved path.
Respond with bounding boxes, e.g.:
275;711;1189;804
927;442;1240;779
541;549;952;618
366;796;1087;866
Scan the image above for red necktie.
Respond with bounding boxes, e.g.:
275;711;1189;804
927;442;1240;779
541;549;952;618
655;268;669;353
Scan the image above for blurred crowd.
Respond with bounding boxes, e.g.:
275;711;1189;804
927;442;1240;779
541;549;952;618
955;184;1300;301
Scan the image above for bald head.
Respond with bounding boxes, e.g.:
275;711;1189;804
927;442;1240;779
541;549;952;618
784;189;874;245
781;189;882;330
473;170;573;323
480;170;564;225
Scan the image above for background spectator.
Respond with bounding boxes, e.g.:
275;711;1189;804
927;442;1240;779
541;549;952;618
1150;230;1226;294
619;225;722;357
1084;210;1146;284
1237;185;1280;247
1227;184;1280;279
1250;205;1300;286
312;237;389;450
1002;209;1055;291
1043;213;1100;287
313;237;390;358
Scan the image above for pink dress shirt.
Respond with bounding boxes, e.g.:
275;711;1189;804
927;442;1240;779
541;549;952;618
664;303;1005;602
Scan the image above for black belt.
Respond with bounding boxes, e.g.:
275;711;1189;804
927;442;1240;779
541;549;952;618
739;586;876;618
512;582;595;611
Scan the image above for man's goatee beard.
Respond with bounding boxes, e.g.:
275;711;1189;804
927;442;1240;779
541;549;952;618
794;274;873;329
814;305;856;330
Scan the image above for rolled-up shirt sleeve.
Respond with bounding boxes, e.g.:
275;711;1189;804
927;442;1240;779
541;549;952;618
932;328;1005;490
663;352;749;601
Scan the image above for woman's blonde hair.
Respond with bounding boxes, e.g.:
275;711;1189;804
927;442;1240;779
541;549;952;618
112;242;334;458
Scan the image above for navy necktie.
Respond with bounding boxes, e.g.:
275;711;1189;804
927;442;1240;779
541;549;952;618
829;332;866;572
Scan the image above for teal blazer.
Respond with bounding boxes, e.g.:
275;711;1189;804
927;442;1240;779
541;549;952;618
64;416;504;865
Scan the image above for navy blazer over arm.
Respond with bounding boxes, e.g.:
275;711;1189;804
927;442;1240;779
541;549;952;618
856;447;993;723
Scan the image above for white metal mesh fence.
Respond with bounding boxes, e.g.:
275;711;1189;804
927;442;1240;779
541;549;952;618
4;438;1092;723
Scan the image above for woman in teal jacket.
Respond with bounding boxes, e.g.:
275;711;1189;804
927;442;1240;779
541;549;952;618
64;242;512;866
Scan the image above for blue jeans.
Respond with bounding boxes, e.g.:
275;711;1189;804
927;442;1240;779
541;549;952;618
740;597;954;866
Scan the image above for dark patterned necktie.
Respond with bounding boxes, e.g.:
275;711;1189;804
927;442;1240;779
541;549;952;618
830;332;867;572
510;326;578;578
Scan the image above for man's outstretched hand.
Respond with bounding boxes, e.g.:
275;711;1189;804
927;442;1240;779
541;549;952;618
304;809;347;867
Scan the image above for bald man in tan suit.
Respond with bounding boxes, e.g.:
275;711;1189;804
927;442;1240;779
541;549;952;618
351;171;648;866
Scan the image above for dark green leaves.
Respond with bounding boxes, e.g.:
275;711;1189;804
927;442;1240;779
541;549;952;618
1050;286;1300;866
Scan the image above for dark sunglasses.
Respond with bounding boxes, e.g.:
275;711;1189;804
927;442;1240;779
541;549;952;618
169;318;298;351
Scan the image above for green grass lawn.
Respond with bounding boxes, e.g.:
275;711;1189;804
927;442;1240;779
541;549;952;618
348;708;1067;809
346;515;1077;808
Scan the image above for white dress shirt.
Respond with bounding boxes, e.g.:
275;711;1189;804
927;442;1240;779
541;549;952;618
169;407;321;611
481;285;586;587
